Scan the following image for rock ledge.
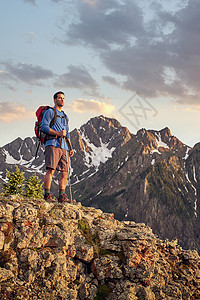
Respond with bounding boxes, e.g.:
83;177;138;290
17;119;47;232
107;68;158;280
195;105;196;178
0;196;200;299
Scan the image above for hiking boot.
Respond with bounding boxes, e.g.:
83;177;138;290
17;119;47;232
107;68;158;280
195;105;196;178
58;194;71;203
44;193;56;203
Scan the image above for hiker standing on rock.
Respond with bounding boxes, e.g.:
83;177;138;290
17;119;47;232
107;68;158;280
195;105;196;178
41;91;74;203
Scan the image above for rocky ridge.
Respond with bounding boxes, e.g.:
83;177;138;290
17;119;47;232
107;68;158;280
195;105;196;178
0;196;200;299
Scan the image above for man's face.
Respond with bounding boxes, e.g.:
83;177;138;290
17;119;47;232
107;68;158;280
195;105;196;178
55;93;65;107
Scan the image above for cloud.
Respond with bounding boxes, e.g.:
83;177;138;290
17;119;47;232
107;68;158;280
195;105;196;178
1;62;54;85
102;75;121;87
66;0;145;50
173;104;200;112
23;0;64;3
0;102;34;123
62;0;200;106
100;1;200;102
183;106;200;112
70;98;115;115
24;32;37;44
54;65;99;96
0;70;13;81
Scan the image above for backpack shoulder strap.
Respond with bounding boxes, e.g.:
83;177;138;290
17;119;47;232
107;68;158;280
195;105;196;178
61;111;68;123
50;107;57;127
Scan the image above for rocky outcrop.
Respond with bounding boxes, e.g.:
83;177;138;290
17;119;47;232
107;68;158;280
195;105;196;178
0;196;200;299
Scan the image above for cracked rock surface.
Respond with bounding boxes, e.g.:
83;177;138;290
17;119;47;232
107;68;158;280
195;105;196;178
0;195;200;299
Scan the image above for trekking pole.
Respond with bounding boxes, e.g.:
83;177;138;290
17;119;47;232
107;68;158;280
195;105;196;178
64;137;73;204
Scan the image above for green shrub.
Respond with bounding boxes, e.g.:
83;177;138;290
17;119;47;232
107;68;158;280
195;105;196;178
3;165;25;196
24;173;43;199
3;166;44;199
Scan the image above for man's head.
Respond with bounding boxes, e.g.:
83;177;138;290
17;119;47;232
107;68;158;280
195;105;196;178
53;91;65;109
53;91;65;100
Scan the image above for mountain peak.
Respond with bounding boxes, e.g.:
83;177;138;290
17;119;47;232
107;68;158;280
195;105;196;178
79;115;132;149
135;126;191;157
84;115;122;131
159;126;172;137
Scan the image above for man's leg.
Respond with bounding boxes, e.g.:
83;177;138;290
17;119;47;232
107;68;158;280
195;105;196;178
44;168;55;200
44;168;55;189
59;171;68;189
44;145;57;200
58;171;70;202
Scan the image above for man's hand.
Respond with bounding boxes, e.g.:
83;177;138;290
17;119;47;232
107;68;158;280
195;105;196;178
65;138;73;157
69;149;74;157
48;128;66;138
59;129;66;137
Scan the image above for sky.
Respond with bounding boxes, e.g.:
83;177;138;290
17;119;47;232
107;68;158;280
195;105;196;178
0;0;200;148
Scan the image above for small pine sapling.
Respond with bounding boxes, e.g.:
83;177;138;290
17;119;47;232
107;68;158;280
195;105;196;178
24;173;44;199
3;165;25;196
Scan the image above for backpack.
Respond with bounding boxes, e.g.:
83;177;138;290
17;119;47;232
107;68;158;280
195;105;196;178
35;106;57;144
34;106;67;158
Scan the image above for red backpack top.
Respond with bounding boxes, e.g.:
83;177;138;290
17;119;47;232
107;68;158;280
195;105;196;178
34;106;57;144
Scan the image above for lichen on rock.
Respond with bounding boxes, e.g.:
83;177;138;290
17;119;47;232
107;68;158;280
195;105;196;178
0;195;200;299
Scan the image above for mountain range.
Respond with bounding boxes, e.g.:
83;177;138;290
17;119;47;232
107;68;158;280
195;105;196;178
0;115;199;252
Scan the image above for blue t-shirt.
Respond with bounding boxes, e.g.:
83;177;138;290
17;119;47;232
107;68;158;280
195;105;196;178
41;107;70;150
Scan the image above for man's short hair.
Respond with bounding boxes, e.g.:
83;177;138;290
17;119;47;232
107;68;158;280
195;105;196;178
53;91;65;100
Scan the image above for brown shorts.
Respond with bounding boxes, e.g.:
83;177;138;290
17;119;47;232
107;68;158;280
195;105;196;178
45;146;68;172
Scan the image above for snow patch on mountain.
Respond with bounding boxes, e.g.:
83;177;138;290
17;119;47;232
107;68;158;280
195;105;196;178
193;166;197;182
155;132;169;149
184;147;191;160
149;132;169;155
4;149;32;166
30;163;46;175
3;148;46;175
0;172;6;183
185;172;198;218
80;129;116;169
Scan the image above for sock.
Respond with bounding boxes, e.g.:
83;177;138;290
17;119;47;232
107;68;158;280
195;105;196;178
59;189;65;197
45;188;50;195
